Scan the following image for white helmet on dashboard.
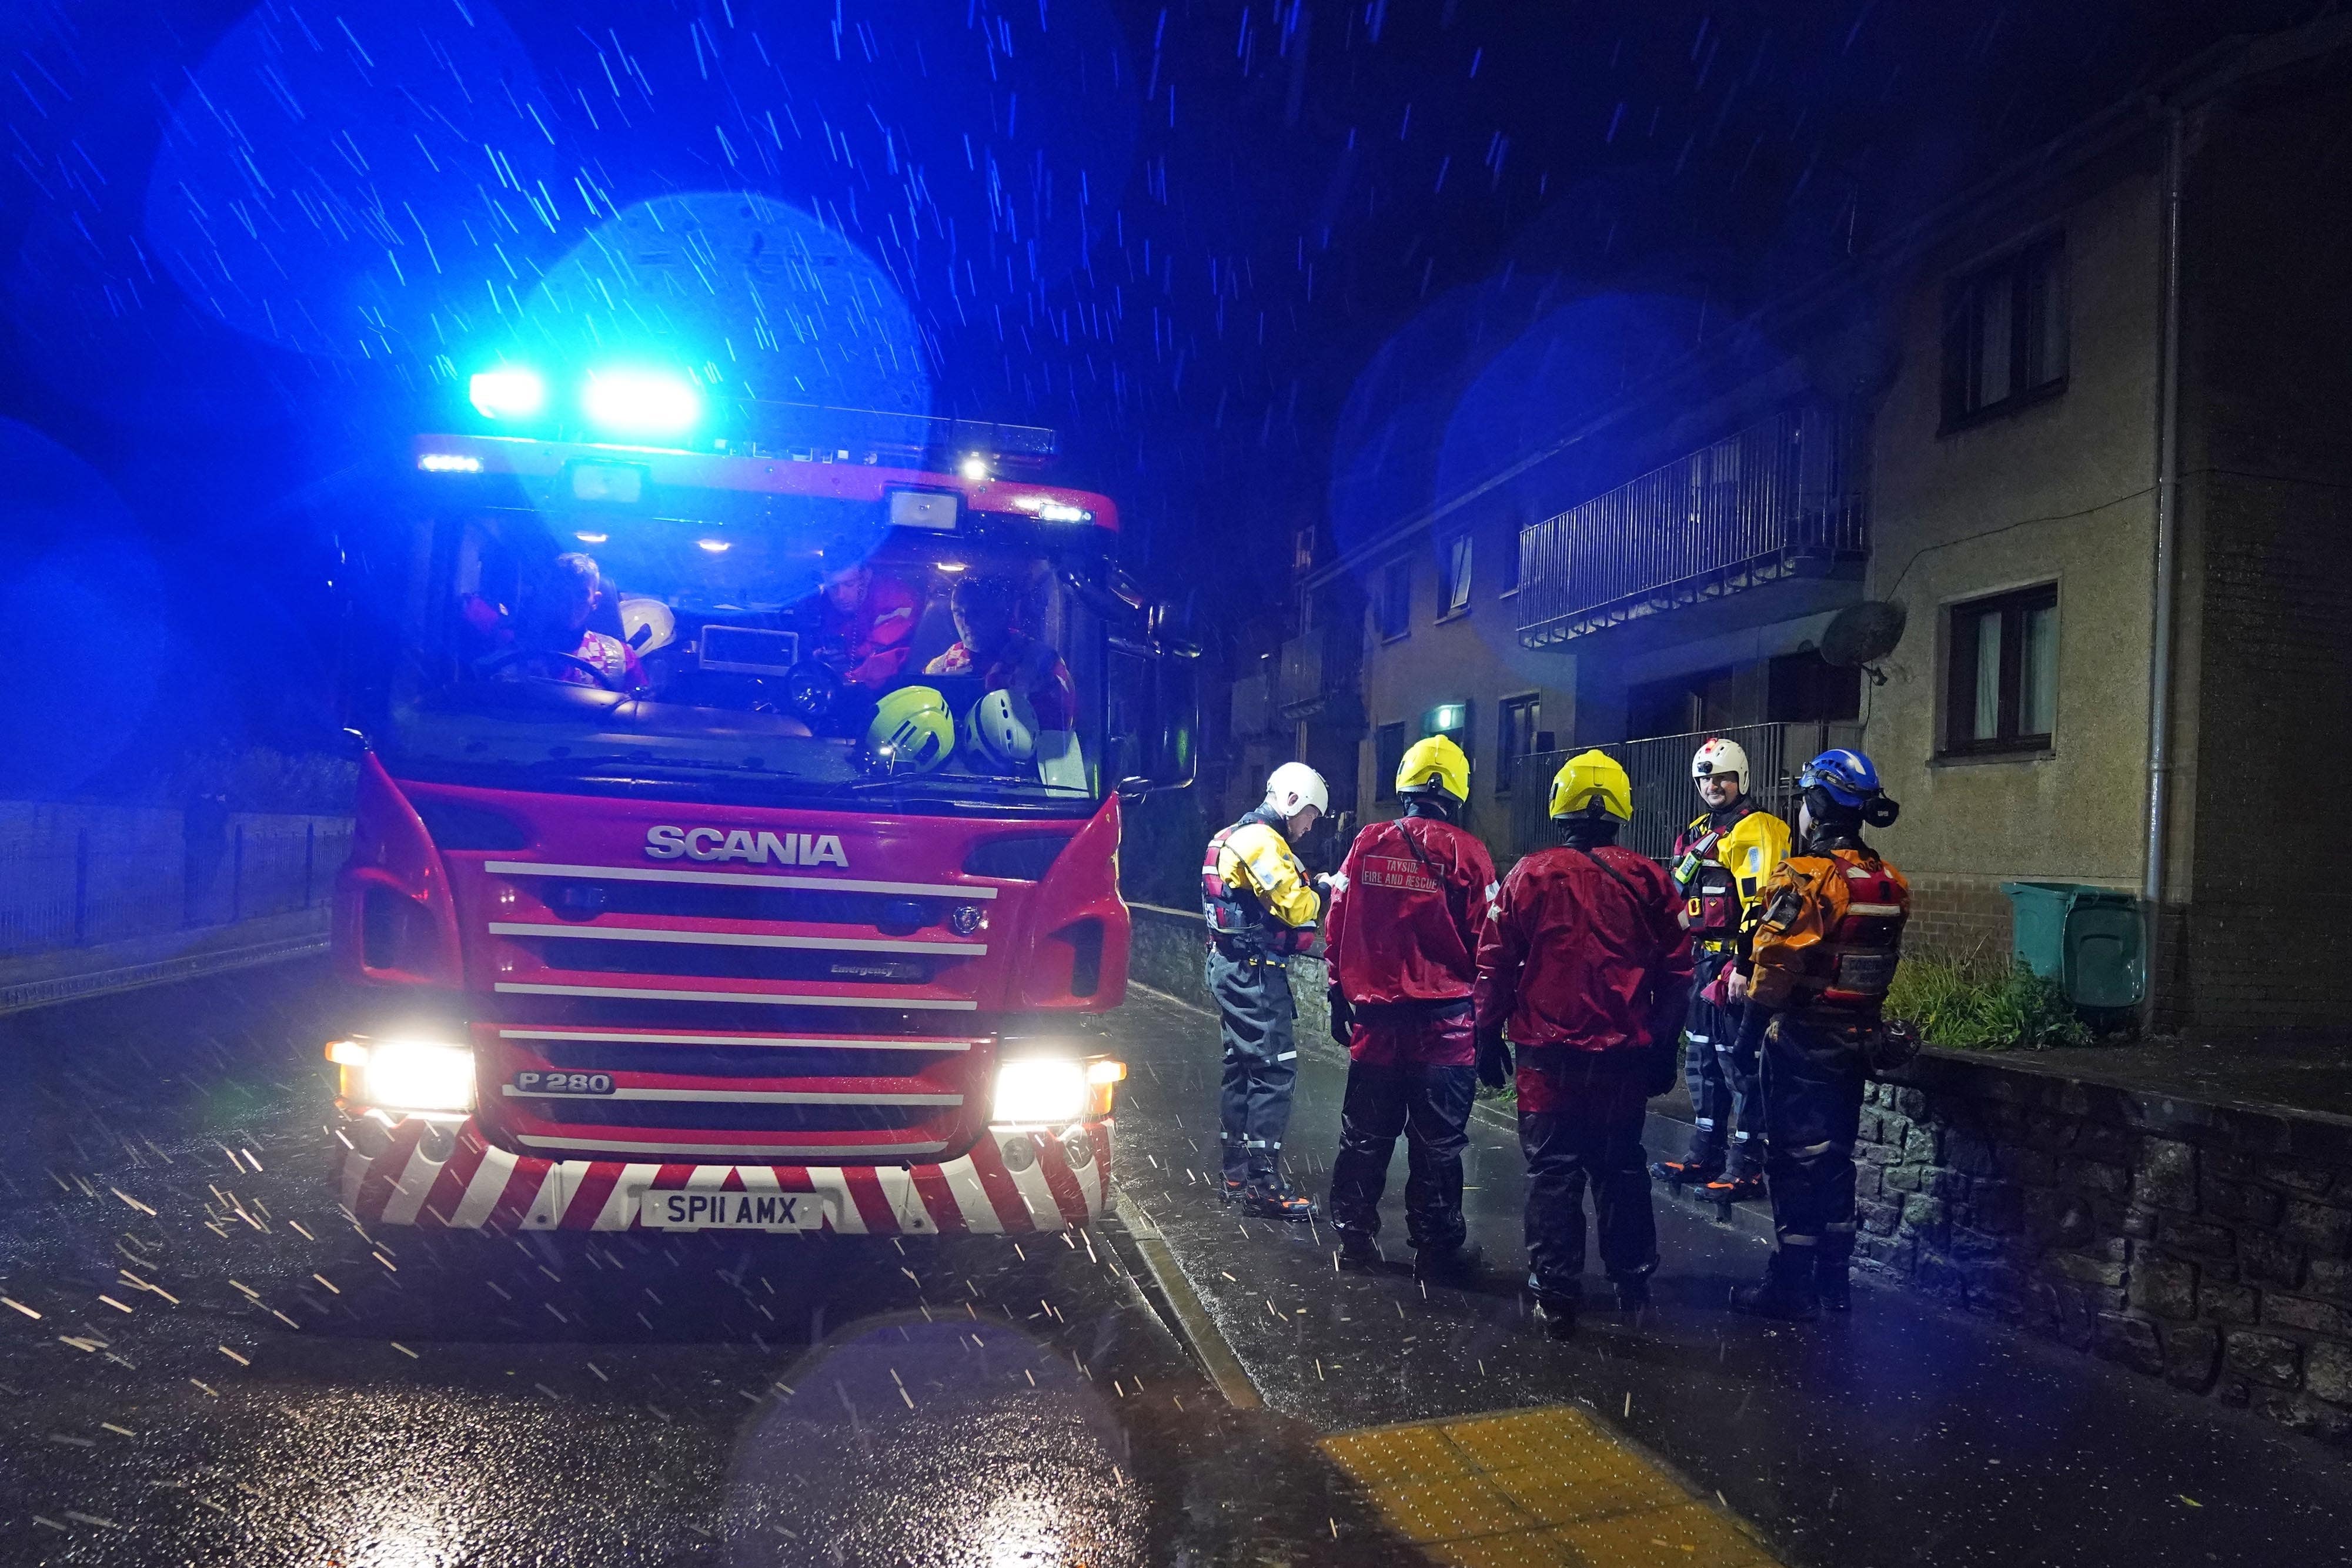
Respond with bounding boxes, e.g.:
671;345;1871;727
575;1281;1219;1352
1691;737;1749;787
963;687;1038;767
1264;761;1329;818
619;596;677;656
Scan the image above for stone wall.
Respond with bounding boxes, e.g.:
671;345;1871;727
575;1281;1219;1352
1124;902;1331;1041
1859;1049;2352;1445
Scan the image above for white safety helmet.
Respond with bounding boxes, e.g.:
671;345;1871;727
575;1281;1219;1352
1264;761;1329;818
1692;737;1748;787
963;687;1038;766
619;596;677;656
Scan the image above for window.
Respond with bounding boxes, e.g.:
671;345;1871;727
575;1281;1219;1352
1439;532;1473;618
1377;560;1412;640
1496;695;1543;793
1499;522;1523;596
1944;585;2058;756
1374;722;1407;801
1943;235;2067;427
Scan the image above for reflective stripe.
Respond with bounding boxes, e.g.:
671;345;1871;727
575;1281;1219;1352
1275;1051;1298;1062
1847;902;1903;917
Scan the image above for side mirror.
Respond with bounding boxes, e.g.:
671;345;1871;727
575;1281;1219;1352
1110;644;1199;800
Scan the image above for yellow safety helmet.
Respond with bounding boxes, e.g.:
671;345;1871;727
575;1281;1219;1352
1548;749;1632;821
1395;734;1470;804
863;686;956;774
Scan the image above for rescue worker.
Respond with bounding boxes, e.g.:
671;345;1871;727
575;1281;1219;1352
1728;748;1909;1320
1475;751;1692;1338
1651;738;1790;1202
1202;763;1329;1219
924;574;1077;731
519;553;644;689
808;560;920;688
1324;736;1497;1278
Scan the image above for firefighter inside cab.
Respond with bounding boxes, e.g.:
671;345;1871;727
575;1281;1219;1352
1475;751;1693;1338
806;558;920;689
1652;738;1790;1203
1202;763;1330;1220
1323;737;1496;1280
1728;748;1910;1321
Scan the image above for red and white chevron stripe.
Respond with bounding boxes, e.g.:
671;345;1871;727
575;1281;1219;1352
336;1116;1112;1234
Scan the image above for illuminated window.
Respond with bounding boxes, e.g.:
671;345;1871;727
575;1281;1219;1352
1439;532;1473;618
1943;236;2067;428
1496;695;1542;793
1944;584;2057;756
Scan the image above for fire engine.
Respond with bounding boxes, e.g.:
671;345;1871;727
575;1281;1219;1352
324;366;1195;1236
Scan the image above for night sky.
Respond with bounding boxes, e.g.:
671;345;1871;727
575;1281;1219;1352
0;0;2319;794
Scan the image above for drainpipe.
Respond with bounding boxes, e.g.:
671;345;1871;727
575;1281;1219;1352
2141;105;2185;1022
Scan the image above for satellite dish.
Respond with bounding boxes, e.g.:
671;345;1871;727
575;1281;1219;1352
1820;601;1907;684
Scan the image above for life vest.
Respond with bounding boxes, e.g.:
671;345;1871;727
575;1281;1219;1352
1202;805;1285;948
1672;802;1782;937
1816;858;1906;1016
1749;848;1910;1022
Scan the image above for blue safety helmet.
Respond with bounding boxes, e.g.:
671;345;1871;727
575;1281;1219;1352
1797;748;1882;808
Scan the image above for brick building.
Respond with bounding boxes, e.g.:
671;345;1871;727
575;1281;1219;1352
1222;19;2352;1037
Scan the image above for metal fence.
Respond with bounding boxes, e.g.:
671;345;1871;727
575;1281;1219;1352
0;807;352;959
1515;403;1869;647
1505;720;1864;864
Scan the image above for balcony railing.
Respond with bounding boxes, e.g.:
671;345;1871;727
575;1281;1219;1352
1276;632;1363;724
1504;720;1864;864
1515;404;1868;647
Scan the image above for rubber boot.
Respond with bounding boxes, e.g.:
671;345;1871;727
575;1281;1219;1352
1242;1183;1318;1222
1702;1173;1768;1203
1415;1241;1484;1283
1729;1248;1820;1321
1337;1228;1383;1268
1816;1253;1852;1312
1528;1275;1579;1339
1649;1158;1722;1188
1612;1276;1652;1312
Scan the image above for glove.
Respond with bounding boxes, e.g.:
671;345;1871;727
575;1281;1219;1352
1642;1035;1681;1099
1327;984;1355;1047
1476;1027;1512;1091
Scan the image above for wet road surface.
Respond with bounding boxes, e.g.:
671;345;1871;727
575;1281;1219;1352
0;963;1424;1566
5;961;2351;1566
1112;982;2352;1568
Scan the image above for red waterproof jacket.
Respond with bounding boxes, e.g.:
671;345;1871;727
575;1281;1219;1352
1327;815;1497;1007
1474;844;1693;1055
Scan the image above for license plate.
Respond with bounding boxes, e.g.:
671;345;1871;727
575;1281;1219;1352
638;1189;827;1231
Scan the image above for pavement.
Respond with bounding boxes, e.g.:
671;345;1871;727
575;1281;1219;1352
0;961;2348;1566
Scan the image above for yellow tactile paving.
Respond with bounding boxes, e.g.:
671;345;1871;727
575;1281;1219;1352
1322;1408;1780;1567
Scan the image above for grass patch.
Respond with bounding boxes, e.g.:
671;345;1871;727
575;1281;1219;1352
1885;950;2094;1051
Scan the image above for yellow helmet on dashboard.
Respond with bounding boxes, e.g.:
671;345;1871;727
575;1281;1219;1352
1548;750;1632;821
863;687;955;774
1395;734;1471;804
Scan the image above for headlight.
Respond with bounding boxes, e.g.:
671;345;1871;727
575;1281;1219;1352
991;1059;1087;1125
327;1039;476;1115
991;1056;1125;1125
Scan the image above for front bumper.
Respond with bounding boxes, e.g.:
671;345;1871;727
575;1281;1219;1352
333;1114;1112;1234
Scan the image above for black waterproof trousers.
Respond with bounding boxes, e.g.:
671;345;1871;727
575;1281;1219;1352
1328;1061;1478;1251
1759;1016;1867;1269
1207;944;1299;1187
1681;949;1765;1177
1518;1052;1658;1305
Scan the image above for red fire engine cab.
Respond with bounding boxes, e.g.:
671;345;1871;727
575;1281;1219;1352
325;369;1194;1237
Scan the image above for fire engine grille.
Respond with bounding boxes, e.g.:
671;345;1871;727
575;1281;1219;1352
484;1031;988;1148
533;878;962;930
524;937;948;987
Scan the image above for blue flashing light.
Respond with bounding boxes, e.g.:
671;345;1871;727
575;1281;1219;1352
583;369;700;436
469;367;545;419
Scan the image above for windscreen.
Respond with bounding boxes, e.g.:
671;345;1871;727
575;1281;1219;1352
374;496;1105;814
